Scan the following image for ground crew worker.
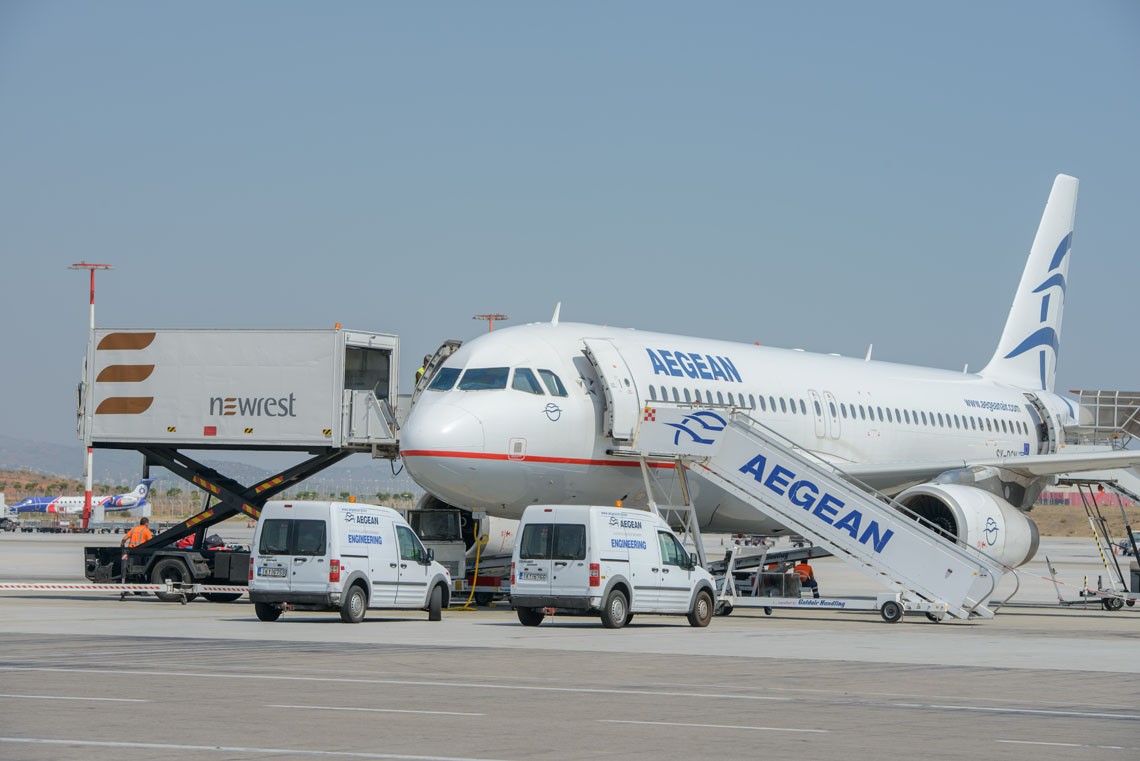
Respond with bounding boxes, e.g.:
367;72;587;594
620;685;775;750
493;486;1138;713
415;354;431;384
793;559;820;598
121;516;152;548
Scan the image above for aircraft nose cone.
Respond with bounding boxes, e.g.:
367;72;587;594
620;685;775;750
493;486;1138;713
401;403;487;503
401;402;485;455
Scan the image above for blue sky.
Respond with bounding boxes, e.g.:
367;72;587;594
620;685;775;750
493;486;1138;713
2;2;1138;449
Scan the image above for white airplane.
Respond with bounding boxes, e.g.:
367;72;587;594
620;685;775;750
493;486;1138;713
8;479;154;517
400;175;1140;569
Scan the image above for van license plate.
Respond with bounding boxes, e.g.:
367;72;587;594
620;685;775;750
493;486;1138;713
519;572;546;581
258;567;286;578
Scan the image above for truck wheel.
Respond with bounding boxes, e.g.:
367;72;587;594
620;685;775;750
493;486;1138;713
474;593;494;607
516;607;545;626
687;589;713;627
151;559;197;603
880;600;904;623
255;602;282;622
1103;597;1124;611
203;593;243;603
340;584;367;623
428;584;443;621
600;589;628;629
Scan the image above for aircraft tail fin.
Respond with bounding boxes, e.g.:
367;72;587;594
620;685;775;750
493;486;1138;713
979;174;1078;391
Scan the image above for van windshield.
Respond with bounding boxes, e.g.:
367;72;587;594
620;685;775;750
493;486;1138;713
519;523;586;560
259;519;327;557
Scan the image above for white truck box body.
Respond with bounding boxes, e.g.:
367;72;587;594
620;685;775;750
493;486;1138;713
80;328;398;449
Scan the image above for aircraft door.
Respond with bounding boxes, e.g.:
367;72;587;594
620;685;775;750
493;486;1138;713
807;390;827;439
582;338;641;443
1024;393;1058;455
823;391;841;439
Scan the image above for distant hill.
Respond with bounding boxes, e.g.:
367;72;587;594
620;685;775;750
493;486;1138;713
0;436;423;502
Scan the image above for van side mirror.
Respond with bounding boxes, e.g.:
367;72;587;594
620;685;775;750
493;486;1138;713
424;548;435;565
689;552;699;570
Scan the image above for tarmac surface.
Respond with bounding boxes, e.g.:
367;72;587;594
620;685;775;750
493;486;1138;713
0;530;1137;761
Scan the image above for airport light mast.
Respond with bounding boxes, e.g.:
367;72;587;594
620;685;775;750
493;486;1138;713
70;261;112;530
473;313;509;332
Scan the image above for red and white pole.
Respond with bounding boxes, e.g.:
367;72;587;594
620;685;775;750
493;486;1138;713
70;262;111;530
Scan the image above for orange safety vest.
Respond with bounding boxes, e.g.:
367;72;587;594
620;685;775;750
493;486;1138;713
124;525;152;548
793;563;814;582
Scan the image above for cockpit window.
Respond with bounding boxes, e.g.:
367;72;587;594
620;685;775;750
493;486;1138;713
537;369;568;397
427;367;460;391
457;367;509;391
511;368;545;395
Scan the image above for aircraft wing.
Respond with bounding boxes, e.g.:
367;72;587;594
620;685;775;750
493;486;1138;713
840;449;1140;493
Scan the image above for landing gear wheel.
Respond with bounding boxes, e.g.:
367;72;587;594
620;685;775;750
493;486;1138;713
687;590;713;627
516;607;545;626
340;584;367;623
203;593;243;603
880;600;904;623
925;612;943;623
254;602;282;622
600;589;628;629
150;559;197;603
1103;596;1125;611
428;584;443;621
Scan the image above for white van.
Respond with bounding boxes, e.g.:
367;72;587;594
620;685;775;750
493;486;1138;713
249;501;451;623
509;505;716;629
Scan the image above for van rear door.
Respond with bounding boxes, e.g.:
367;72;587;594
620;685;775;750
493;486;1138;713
547;521;588;599
256;517;328;593
514;521;555;597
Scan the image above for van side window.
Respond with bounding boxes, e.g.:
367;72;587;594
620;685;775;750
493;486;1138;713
396;524;427;562
658;532;689;567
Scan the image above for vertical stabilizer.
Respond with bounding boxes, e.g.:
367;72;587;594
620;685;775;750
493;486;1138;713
980;174;1078;391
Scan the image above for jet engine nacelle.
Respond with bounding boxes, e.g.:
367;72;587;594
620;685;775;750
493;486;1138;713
896;484;1040;568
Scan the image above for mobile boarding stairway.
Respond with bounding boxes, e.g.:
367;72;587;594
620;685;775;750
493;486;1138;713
622;404;1007;623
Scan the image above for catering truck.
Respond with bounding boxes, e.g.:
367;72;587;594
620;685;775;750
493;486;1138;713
81;327;402;599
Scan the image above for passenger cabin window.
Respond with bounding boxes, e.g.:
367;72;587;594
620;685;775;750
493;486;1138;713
396;524;428;563
648;386;657;401
537;369;568;397
458;367;509;391
512;368;545;395
428;367;460;391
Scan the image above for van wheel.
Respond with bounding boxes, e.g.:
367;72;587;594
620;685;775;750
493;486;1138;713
340;584;367;623
516;607;544;626
254;602;281;622
151;558;197;603
687;590;713;627
601;589;628;629
428;584;443;621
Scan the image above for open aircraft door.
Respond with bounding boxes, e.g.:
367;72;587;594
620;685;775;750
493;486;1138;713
582;338;641;443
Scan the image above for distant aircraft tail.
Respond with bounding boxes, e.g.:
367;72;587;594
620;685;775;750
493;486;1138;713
104;478;154;517
980;174;1079;392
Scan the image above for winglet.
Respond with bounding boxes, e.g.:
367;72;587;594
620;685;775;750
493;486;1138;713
980;174;1078;391
551;302;561;327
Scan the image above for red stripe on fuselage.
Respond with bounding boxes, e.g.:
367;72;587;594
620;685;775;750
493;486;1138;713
399;450;675;468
